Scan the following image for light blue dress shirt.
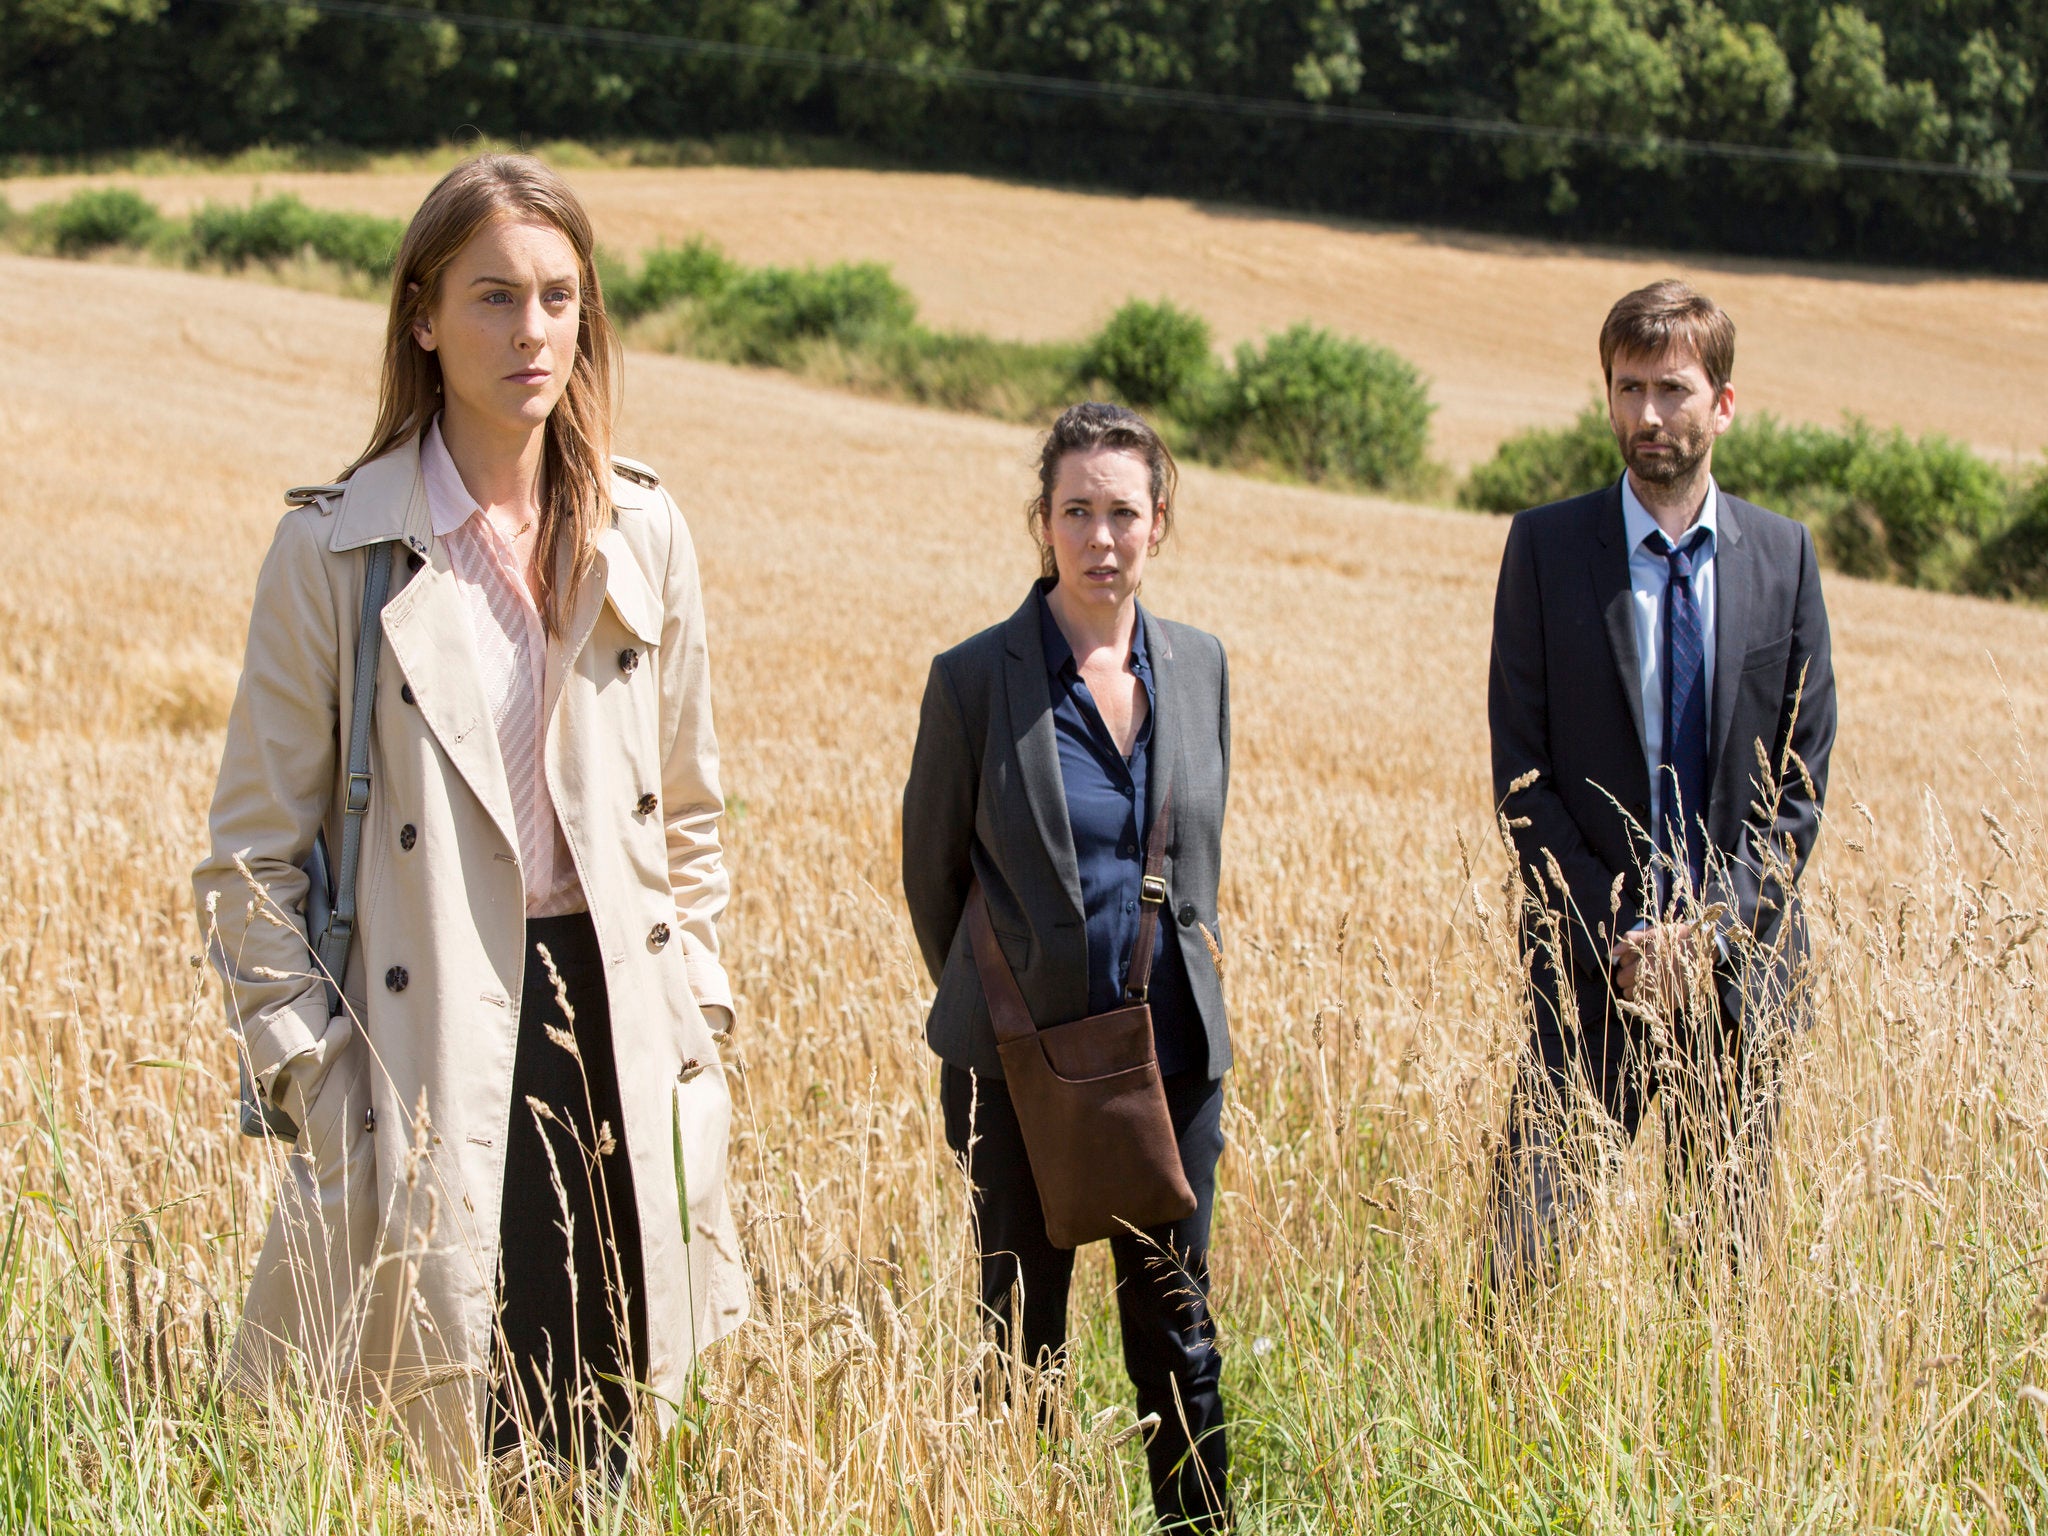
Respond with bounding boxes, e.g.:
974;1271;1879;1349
1621;474;1718;849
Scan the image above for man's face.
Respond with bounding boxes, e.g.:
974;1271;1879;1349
1606;345;1735;488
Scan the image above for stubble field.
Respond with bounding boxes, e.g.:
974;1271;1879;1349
3;214;2048;1530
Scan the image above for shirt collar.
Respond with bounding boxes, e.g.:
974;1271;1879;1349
420;416;482;538
1621;472;1718;555
1035;580;1150;680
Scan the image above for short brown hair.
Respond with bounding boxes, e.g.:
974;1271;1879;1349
1027;402;1179;580
1600;280;1735;397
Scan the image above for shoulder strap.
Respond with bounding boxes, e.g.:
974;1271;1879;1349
1122;781;1174;1003
312;540;398;1012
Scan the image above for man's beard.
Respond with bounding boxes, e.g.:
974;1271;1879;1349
1619;418;1713;487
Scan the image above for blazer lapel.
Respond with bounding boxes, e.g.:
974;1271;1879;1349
1592;481;1647;752
1140;607;1185;844
380;543;521;860
1708;493;1754;799
1002;592;1084;926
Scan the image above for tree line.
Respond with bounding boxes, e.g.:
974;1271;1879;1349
5;1;2047;272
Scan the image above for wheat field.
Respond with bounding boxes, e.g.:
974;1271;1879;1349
9;161;2048;471
4;239;2048;1532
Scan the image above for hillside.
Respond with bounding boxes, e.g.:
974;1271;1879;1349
8;164;2046;471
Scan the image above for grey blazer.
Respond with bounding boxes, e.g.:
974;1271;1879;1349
903;584;1232;1081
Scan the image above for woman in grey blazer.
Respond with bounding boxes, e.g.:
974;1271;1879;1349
902;402;1231;1531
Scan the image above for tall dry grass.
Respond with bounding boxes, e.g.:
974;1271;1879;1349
3;249;2048;1530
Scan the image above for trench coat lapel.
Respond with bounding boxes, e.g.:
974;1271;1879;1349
1708;494;1754;814
1592;480;1648;755
1140;606;1184;847
1002;592;1084;926
334;439;520;859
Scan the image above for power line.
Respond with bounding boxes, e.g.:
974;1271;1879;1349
191;0;2048;187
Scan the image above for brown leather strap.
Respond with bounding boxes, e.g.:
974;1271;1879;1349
967;882;1042;1046
1123;784;1174;1003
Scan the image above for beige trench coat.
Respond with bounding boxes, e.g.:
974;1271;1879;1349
194;436;747;1474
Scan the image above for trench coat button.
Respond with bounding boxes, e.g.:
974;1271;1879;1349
1178;903;1198;927
399;824;417;851
385;965;409;993
364;1105;377;1134
636;792;658;817
648;922;671;951
401;683;416;705
618;648;640;674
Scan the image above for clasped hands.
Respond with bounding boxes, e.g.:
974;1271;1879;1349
1610;922;1711;1006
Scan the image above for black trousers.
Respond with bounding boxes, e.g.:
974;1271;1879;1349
1493;950;1783;1281
942;1063;1229;1531
491;913;648;1473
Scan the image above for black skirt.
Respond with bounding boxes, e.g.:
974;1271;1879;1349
491;912;648;1472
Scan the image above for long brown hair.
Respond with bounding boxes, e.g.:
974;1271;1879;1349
348;153;620;636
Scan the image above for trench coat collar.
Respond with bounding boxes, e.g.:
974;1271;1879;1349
332;435;666;860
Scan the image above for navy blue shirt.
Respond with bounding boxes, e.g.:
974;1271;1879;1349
1038;588;1203;1077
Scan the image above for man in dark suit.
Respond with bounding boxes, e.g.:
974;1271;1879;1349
1488;279;1835;1280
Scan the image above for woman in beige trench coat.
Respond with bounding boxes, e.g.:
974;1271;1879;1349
193;155;746;1480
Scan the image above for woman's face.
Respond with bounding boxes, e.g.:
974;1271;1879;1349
1041;447;1165;611
412;215;582;438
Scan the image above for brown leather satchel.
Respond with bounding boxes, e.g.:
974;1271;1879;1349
965;788;1197;1248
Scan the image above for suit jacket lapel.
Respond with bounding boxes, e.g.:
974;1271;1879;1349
1002;592;1084;925
1140;607;1184;844
1709;494;1754;803
1592;482;1647;752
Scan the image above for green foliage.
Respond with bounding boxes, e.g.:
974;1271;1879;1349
1458;401;1623;512
1970;469;2048;600
1080;298;1218;411
1222;323;1435;490
7;4;2048;271
1461;403;2033;597
43;185;158;254
607;237;736;323
692;260;918;365
1831;427;2010;588
188;194;402;278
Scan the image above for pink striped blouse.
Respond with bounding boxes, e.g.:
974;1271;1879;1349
421;420;584;918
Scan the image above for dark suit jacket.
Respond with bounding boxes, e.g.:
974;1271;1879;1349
1488;480;1836;1032
903;585;1232;1081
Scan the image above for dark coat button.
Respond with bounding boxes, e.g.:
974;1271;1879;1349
399;824;417;851
364;1105;377;1134
648;922;671;951
636;792;658;817
385;965;409;992
401;683;416;705
619;648;640;674
406;550;424;573
1178;903;1198;927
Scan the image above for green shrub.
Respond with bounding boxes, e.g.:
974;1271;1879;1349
609;237;736;322
1712;413;1863;521
1081;298;1217;410
47;187;160;255
1830;429;2011;588
189;195;402;278
1459;402;1622;512
858;329;1083;419
695;260;917;365
1223;323;1434;490
1969;469;2048;601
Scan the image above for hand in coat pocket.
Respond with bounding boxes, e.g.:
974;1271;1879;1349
282;1012;363;1176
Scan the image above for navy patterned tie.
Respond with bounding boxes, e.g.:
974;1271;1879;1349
1652;527;1711;901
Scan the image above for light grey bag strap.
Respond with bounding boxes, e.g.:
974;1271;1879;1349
239;540;398;1138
